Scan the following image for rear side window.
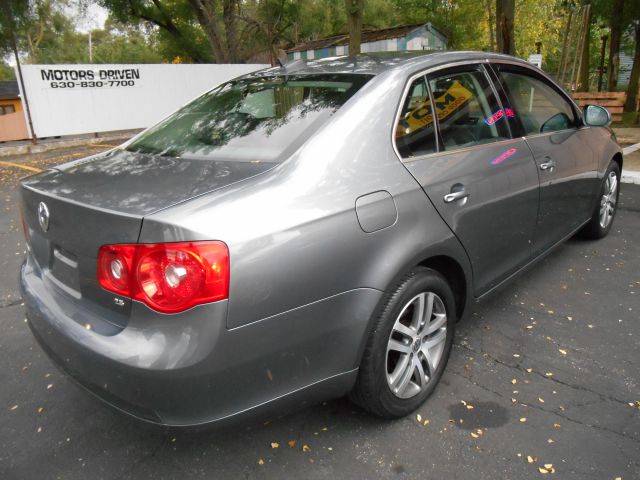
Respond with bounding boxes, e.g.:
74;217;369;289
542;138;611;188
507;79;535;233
427;68;510;151
126;74;372;162
395;76;437;158
497;69;577;135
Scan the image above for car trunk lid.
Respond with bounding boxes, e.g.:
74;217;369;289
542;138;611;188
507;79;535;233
20;149;274;328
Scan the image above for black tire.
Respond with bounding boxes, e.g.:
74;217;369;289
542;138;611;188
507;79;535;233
581;161;621;239
350;267;456;418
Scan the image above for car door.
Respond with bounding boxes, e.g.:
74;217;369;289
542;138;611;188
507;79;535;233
491;64;598;255
397;64;540;295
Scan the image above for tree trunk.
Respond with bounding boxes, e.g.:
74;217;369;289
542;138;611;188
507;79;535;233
345;0;364;56
606;0;624;90
576;1;591;92
188;0;230;63
223;0;238;63
624;21;640;111
486;0;496;51
495;0;515;55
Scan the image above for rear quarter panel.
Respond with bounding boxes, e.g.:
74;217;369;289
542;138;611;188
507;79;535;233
140;69;473;332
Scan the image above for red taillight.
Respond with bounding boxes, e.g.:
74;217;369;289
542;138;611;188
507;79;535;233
97;241;229;314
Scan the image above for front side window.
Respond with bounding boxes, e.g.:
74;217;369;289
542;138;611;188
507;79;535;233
497;68;577;135
126;74;371;162
427;68;510;151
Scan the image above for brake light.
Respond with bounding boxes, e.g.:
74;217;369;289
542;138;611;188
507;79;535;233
97;241;229;313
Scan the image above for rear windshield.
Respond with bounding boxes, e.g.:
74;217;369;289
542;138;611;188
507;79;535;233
126;74;372;162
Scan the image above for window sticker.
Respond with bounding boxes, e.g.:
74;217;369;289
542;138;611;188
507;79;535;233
491;147;517;165
397;80;474;138
484;108;516;125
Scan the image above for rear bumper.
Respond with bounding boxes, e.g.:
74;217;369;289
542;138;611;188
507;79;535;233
21;254;380;426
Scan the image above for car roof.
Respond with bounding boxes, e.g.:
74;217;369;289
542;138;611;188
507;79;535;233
247;51;535;78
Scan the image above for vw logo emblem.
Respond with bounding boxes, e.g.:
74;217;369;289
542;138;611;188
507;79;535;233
37;202;50;232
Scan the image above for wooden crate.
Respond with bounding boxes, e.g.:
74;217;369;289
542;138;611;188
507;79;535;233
572;92;626;122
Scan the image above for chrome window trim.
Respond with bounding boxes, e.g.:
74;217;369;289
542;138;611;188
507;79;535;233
402;136;526;165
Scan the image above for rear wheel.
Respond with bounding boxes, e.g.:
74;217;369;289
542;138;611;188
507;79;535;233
581;161;620;239
350;268;455;418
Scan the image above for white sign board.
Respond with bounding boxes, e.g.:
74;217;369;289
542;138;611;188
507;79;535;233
528;54;543;68
18;63;268;138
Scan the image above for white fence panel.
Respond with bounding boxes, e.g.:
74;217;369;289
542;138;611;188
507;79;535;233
18;63;268;138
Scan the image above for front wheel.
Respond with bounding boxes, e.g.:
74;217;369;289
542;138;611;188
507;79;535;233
581;161;620;239
350;268;456;418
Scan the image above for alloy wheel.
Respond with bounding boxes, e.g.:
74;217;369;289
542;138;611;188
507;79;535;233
599;170;618;229
385;292;448;399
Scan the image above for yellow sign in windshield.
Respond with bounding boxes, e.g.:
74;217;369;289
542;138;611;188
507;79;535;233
397;81;474;137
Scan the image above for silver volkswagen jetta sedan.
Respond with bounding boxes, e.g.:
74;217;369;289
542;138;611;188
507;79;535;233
20;52;622;426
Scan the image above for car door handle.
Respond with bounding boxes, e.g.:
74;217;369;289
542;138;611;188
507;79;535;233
444;190;469;204
539;159;556;172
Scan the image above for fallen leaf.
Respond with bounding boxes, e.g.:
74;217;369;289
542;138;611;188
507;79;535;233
559;349;567;356
566;316;573;321
547;438;554;443
287;440;297;448
46;384;53;390
37;407;43;413
471;432;479;438
258;458;265;465
513;354;521;358
511;398;517;403
526;368;533;373
271;442;279;449
423;419;430;426
10;405;18;411
545;372;553;377
511;379;517;384
538;398;545;403
527;455;537;464
466;405;474;410
302;445;311;452
36;427;42;433
416;414;422;422
327;447;333;451
520;417;527;423
553;423;561;429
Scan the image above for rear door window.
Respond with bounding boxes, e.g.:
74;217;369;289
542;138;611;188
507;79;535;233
395;76;438;158
495;67;578;135
427;67;510;151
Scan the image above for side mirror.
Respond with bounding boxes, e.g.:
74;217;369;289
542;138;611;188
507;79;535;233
584;105;611;127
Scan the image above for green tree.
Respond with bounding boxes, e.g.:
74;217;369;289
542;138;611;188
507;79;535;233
0;62;16;80
98;0;243;62
91;24;164;63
